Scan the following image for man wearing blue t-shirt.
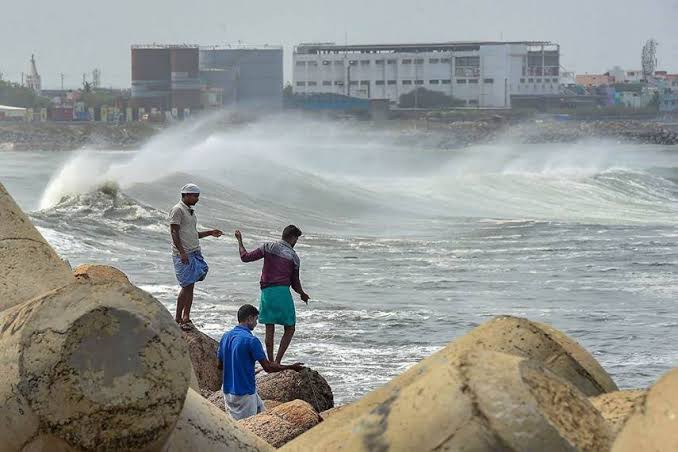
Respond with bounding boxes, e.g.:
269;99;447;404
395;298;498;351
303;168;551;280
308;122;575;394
217;304;304;420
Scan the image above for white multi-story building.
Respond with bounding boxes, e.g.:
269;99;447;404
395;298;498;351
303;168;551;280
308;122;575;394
293;41;561;108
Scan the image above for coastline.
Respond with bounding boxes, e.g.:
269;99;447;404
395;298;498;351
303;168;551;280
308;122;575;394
1;117;677;152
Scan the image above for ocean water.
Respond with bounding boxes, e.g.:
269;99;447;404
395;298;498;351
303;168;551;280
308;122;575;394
2;114;677;403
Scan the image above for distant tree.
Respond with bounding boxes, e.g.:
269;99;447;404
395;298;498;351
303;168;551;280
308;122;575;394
399;87;465;109
0;80;50;108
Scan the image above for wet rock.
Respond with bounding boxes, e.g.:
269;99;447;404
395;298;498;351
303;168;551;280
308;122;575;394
589;389;647;434
282;350;612;452
612;368;678;452
206;389;289;416
0;182;73;311
73;263;131;284
0;280;192;451
239;400;321;448
164;388;274;452
256;368;333;412
182;326;222;391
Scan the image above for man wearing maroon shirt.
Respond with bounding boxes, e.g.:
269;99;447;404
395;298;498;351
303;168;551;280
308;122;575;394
235;225;310;364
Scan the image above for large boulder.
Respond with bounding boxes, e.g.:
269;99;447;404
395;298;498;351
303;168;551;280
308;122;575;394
256;368;333;412
446;315;618;396
239;400;321;448
73;263;131;284
164;388;274;452
612;368;678;452
0;182;73;311
182;326;222;391
281;350;612;452
0;279;192;451
589;390;647;434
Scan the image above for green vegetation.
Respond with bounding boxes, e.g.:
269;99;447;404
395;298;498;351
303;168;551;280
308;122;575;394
0;81;50;108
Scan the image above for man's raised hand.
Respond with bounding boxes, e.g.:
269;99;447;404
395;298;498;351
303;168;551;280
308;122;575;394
211;229;223;237
234;230;243;242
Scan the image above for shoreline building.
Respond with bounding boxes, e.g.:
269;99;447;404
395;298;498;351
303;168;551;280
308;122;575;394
200;46;283;109
292;41;561;108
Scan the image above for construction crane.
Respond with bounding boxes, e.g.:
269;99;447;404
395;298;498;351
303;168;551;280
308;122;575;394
641;39;658;80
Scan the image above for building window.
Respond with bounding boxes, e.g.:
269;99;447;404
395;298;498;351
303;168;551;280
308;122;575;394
295;61;306;67
375;60;385;65
528;78;534;83
552;78;559;83
469;79;478;84
322;81;332;86
430;80;440;84
296;81;306;86
414;59;424;64
376;80;385;85
483;78;494;84
520;78;525;83
441;79;451;84
429;58;440;64
360;60;370;66
402;59;412;64
402;80;412;85
308;81;317;86
360;80;369;85
469;99;479;105
349;81;358;86
536;78;542;83
334;81;344;86
440;58;451;64
387;80;397;85
349;60;357;65
415;80;424;85
455;56;480;77
334;60;344;66
322;60;331;66
387;59;397;64
308;61;318;67
457;79;467;84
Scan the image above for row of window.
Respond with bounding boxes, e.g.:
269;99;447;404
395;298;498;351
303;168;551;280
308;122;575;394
296;79;500;87
519;78;559;84
295;57;458;67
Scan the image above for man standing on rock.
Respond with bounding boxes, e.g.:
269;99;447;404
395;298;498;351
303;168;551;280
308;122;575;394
235;226;310;364
169;183;222;330
218;304;303;420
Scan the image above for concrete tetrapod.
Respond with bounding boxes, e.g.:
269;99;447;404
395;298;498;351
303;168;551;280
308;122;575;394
0;182;73;311
445;315;618;396
589;390;647;435
163;388;273;452
0;279;192;451
282;350;613;452
611;368;678;452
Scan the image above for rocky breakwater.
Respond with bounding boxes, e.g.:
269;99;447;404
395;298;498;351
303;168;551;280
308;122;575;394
0;122;156;151
282;315;677;452
0;181;272;451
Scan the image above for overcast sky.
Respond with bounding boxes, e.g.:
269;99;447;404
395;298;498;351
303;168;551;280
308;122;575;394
1;0;677;89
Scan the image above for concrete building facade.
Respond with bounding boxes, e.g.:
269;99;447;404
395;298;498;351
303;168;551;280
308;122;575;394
200;46;283;109
292;41;561;108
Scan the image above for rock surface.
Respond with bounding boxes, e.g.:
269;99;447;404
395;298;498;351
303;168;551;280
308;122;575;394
589;390;647;434
0;182;73;311
239;400;321;448
0;280;192;451
612;368;678;452
281;348;612;452
73;263;131;284
182;326;222;391
164;388;274;452
446;315;618;396
256;368;334;413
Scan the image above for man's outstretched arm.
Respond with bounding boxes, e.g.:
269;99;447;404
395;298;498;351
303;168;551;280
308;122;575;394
258;359;304;373
199;229;223;239
235;230;264;262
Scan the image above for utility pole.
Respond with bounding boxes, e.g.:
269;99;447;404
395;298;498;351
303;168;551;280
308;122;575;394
60;73;65;90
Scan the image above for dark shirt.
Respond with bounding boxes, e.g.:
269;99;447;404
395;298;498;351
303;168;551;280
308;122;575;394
240;240;302;291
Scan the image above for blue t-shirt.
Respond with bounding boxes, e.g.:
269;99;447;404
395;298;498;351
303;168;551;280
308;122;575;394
217;325;266;396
